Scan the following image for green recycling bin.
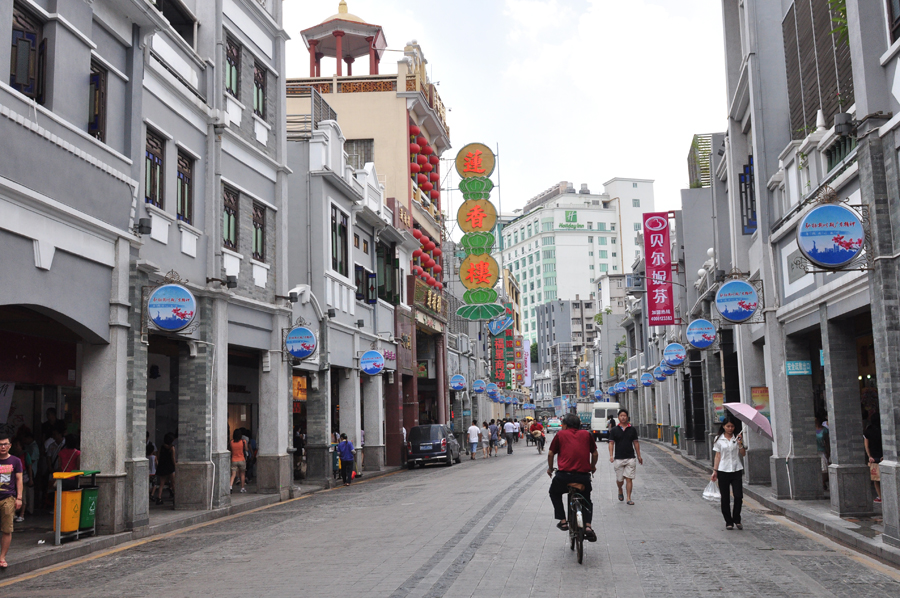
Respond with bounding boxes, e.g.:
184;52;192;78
79;486;99;530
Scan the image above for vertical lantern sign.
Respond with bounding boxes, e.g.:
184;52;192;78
643;212;675;326
455;143;505;321
492;336;506;389
514;335;524;386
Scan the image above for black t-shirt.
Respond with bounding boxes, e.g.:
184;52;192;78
864;423;883;462
610;425;639;460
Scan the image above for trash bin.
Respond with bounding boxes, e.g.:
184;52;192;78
54;489;82;533
79;486;99;530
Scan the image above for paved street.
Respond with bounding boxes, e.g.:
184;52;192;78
2;441;900;597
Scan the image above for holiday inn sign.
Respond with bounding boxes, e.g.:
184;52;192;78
558;211;584;230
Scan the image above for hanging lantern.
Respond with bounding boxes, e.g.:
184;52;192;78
426;276;435;286
421;145;434;156
416;173;428;185
430;190;441;200
416;155;428;165
421;163;434;173
429;172;440;183
421;182;434;192
433;264;443;274
424;240;436;251
409;143;420;154
409;125;421;136
410;162;420;174
413;249;423;258
416;136;427;147
412;229;422;240
433;247;442;257
424;258;435;269
429;155;440;165
433;281;442;290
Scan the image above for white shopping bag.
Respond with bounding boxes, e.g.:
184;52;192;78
702;481;721;501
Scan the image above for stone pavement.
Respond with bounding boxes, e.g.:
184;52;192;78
0;440;899;597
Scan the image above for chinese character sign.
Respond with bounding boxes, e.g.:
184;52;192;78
643;213;675;326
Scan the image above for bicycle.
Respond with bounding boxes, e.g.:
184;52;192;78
552;470;592;564
533;431;545;454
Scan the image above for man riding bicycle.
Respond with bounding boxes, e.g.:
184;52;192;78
547;413;598;542
530;419;545;451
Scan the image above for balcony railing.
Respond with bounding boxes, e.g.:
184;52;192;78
286;87;337;140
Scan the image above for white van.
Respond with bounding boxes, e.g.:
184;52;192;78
590;402;621;441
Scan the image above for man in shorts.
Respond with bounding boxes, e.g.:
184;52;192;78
609;409;642;505
466;422;482;460
0;432;23;569
488;420;500;457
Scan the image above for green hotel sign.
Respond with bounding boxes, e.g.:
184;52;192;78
565;211;577;223
557;210;584;229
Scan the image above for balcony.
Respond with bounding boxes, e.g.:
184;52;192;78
404;71;449;136
286;87;337;140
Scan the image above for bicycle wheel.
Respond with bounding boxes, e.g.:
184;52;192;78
568;500;576;551
573;502;584;563
576;530;584;564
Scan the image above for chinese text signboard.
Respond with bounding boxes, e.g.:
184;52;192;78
643;213;675;326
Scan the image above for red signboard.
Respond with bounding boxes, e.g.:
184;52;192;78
643;212;675;326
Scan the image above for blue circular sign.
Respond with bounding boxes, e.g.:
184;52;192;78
798;204;865;268
449;374;466;391
660;361;676;376
360;350;384;376
641;373;653;387
626;378;638;391
616;382;627;394
715;279;759;323
653;367;666;382
473;380;486;394
285;326;317;360
148;284;197;332
663;343;686;367
609;387;617;396
686;319;716;350
594;389;604;400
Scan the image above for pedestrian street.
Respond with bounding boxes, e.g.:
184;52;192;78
1;441;898;597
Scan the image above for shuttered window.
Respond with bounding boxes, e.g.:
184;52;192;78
88;62;107;142
252;203;265;261
10;4;45;103
176;151;193;224
223;186;239;250
145;130;165;208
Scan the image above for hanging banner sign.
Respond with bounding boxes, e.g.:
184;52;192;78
285;326;317;360
360;350;385;376
523;339;532;388
797;204;865;269
473;379;487;394
148;284;197;332
643;213;675;326
663;343;687;367
715;279;759;323
660;362;676;376
653;367;666;382
449;374;467;391
625;378;638;391
686;319;717;350
640;373;653;387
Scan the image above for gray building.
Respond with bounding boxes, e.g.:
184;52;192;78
535;298;598;399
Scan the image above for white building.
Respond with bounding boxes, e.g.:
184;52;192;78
495;179;654;344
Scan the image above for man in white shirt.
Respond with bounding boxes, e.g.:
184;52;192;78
466;423;482;460
503;420;517;454
513;419;520;444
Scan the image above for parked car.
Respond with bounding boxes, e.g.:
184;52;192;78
547;418;562;432
407;424;462;469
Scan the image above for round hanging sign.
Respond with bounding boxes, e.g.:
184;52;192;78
663;343;687;367
626;378;638;391
797;204;865;269
449;374;467;391
616;382;627;394
148;284;197;332
715;279;759;323
653;367;666;382
486;383;499;396
594;389;604;401
660;362;676;376
473;380;487;394
285;326;317;360
455;142;496;178
686;319;717;350
641;373;654;387
360;350;385;376
608;387;617;396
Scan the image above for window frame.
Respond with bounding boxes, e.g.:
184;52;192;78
88;61;108;142
253;61;267;119
10;3;45;103
145;129;165;208
891;0;900;43
223;186;239;250
225;37;241;99
331;204;350;277
176;151;193;224
252;203;266;262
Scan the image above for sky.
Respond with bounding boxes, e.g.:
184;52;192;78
283;0;727;216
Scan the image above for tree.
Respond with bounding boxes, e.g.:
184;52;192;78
530;341;538;361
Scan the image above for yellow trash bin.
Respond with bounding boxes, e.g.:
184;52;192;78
54;489;82;533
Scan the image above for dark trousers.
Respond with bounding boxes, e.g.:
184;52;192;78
340;459;354;485
549;472;593;525
717;469;743;525
505;433;515;453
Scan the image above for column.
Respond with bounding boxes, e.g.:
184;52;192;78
257;317;291;499
345;56;354;77
339;367;362;449
308;39;318;77
436;335;447;424
210;297;230;508
315;53;323;77
363;374;385;471
306;369;333;485
333;31;345;76
821;306;873;514
366;37;375;74
402;374;418;459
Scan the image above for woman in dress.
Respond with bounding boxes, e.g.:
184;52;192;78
154;433;176;505
710;419;746;530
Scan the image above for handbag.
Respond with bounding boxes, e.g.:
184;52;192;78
702;480;721;501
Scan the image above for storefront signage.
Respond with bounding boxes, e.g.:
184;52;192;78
360;350;385;376
608;387;617;396
686;319;716;350
643;213;675;326
660;362;676;376
449;374;467;391
715;279;759;323
616;382;627;394
473;379;487;394
786;360;812;376
487;315;514;336
148;284;197;332
486;383;499;397
625;378;638;391
285;326;317;360
751;386;770;420
523;339;532;388
594;389;604;400
663;343;686;367
640;373;653;387
797;204;865;269
653;367;666;382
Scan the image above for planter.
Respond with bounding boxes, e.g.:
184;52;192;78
834;112;853;136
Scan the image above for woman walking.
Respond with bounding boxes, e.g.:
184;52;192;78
229;430;248;493
337;433;355;486
154;433;176;505
481;422;490;458
710;419;746;530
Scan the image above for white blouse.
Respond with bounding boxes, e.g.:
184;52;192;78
713;435;744;473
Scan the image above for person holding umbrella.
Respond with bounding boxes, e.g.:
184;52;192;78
710;418;746;530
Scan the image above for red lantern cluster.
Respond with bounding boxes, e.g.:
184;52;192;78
409;230;445;290
408;127;439;205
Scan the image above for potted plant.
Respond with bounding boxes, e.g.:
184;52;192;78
834;91;853;136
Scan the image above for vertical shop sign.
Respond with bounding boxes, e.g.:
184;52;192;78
523;339;532;388
712;392;725;422
643;213;675;325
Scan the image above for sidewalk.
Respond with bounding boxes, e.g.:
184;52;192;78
649;439;900;568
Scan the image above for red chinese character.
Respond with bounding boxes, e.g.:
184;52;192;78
463;150;487;174
464;260;493;285
465;205;488;229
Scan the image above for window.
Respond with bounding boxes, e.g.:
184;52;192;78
176;151;193;224
346;139;374;170
253;62;267;119
528;254;533;265
355;265;376;304
633;182;638;188
354;234;360;249
544;277;556;287
10;4;45;103
331;205;349;276
589;251;594;256
223;186;239;250
585;303;592;309
632;198;640;207
542;236;555;246
514;233;518;244
225;37;241;98
599;250;608;259
363;239;369;254
529;282;534;291
600;264;608;272
612;252;617;257
89;62;107;142
739;156;757;234
613;266;618;271
588;236;593;243
598;237;607;246
539;292;544;301
535;266;541;274
542;250;555;259
892;0;900;42
542;221;553;232
612;237;617;244
633;223;641;231
536;279;541;288
610;224;616;231
527;225;532;237
145;129;165;208
544;263;554;272
155;0;195;46
250;203;266;261
523;296;528;306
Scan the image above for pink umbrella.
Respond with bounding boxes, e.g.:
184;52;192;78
724;402;773;441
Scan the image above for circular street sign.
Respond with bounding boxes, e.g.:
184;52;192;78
360;350;385;376
285;326;317;360
686;319;717;350
449;374;467;391
660;362;676;376
663;343;687;367
457;199;498;234
654;367;667;382
715;279;759;323
641;373;653;387
148;284;197;332
455;142;496;178
626;378;638;391
616;382;627;394
608;387;617;396
473;380;487;394
797;204;865;269
486;383;499;395
594;389;604;401
459;254;500;290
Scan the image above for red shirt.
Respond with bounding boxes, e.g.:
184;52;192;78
549;428;597;473
530;422;544;432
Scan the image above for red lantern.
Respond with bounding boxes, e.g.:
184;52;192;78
430;190;441;200
421;145;434;156
416;155;428;165
421;163;433;173
409;143;420;154
410;162;420;174
409;125;421;136
429;172;440;183
429;155;440;165
416;174;428;185
433;247;442;257
412;229;422;240
426;276;435;286
413;249;423;258
424;240;436;251
433;264;443;274
416;136;427;147
421;182;433;192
